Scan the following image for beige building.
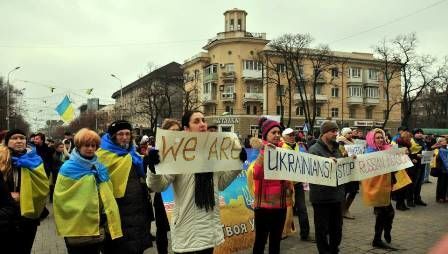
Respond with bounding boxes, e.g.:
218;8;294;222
182;8;401;138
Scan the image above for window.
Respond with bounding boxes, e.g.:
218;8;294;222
246;83;262;93
243;60;262;71
348;86;363;97
225;106;233;114
315;106;321;117
225;63;235;72
366;108;373;119
237;19;242;30
253;106;258;115
250;125;259;138
331;108;339;118
350;67;361;78
277;86;286;96
223;84;234;94
315;84;323;95
331;68;339;78
203;83;210;94
296;106;304;116
365;87;379;98
204;64;217;75
349;108;356;118
369;69;378;80
194;70;200;81
230;19;234;30
331;87;339;97
277;63;286;73
383;110;388;119
246;105;250;114
277;105;284;115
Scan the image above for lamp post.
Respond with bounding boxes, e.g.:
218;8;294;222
6;66;21;130
110;74;123;120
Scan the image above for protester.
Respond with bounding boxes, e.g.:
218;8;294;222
409;128;427;207
34;132;54;177
97;120;153;253
151;118;181;254
0;129;49;253
62;138;72;159
392;130;413;211
53;128;122;254
281;127;310;241
245;118;291;254
49;141;66;202
337;127;358;220
308;121;345;254
430;137;448;203
147;111;246;254
361;128;399;250
424;134;436;183
64;131;75;153
138;135;149;156
392;126;408;142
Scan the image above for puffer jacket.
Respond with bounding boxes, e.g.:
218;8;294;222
147;170;240;253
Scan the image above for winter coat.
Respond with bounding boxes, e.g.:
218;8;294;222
147;170;240;253
308;139;345;204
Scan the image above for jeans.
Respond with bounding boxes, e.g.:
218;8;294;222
312;202;343;254
294;183;310;238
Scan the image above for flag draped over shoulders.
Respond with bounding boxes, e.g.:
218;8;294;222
53;149;122;239
13;149;49;219
96;133;144;198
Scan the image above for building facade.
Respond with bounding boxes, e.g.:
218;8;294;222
182;9;402;138
112;62;183;134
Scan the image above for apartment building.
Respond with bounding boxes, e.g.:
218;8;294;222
182;8;401;138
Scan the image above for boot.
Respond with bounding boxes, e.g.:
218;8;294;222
372;239;398;250
396;202;409;211
407;200;415;207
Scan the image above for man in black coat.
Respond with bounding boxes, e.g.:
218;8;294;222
308;121;345;254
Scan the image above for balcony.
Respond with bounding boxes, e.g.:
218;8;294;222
312;94;328;102
221;92;235;102
203;73;218;82
221;71;236;82
202;93;217;105
364;97;379;105
242;70;262;81
347;96;364;105
243;93;263;103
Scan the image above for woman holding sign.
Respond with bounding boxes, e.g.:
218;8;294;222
251;117;294;254
147;111;246;254
362;128;398;250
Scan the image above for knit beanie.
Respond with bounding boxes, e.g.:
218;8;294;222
259;117;281;140
4;129;26;145
107;120;132;136
341;127;352;136
320;121;339;135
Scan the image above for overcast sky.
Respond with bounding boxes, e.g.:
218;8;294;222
1;0;447;130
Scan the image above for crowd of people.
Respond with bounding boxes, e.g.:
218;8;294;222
1;114;447;254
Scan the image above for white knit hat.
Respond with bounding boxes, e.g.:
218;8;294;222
341;128;352;136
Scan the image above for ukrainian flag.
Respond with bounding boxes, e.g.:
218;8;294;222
55;95;75;122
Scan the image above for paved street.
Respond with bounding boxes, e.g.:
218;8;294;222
33;177;448;254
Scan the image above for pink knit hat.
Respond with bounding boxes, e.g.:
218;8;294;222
259;117;281;140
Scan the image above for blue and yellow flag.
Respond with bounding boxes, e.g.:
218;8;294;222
55;95;75;122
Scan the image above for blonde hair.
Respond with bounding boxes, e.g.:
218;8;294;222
0;145;11;181
74;128;101;149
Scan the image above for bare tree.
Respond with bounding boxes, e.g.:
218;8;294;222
374;38;402;129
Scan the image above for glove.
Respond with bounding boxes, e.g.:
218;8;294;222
239;148;247;162
147;149;160;174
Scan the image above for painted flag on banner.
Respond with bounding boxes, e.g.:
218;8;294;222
55;95;75;123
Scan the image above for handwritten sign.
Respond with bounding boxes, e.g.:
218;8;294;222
336;148;413;185
344;144;366;156
263;147;337;186
263;147;413;186
155;128;243;174
421;151;434;164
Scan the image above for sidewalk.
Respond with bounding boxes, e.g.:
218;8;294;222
33;178;448;253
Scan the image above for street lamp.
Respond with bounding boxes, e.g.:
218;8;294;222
7;66;21;130
110;74;123;120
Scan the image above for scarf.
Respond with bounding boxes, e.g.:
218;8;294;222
54;149;122;239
